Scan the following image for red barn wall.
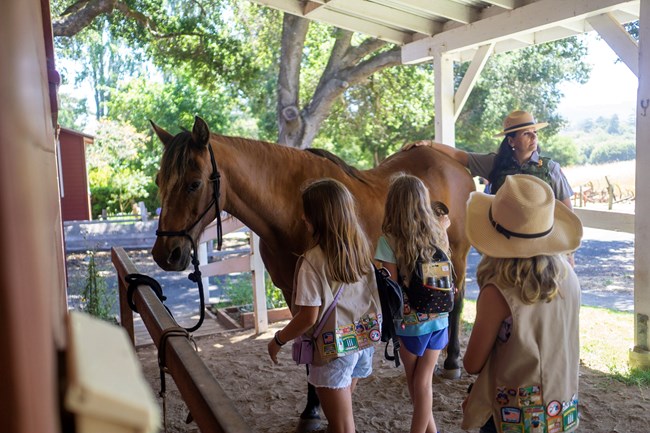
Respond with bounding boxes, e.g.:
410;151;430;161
59;128;92;221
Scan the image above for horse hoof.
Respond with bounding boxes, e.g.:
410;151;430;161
440;367;462;379
295;417;322;433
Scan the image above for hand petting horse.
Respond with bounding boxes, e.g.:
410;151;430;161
151;116;475;432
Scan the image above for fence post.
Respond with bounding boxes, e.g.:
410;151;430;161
138;201;148;221
605;176;614;210
198;240;210;299
250;233;268;334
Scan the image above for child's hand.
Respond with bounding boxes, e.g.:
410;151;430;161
268;339;281;364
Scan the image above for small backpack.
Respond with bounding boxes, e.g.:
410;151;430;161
404;247;455;315
374;265;404;367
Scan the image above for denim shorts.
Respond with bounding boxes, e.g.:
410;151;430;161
400;328;449;357
308;346;374;389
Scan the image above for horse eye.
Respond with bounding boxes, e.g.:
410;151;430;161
188;181;201;192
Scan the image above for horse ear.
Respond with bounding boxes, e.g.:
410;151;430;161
191;116;210;148
150;120;174;147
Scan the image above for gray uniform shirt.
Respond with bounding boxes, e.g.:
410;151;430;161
467;151;574;201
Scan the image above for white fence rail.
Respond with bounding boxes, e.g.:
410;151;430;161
198;215;269;333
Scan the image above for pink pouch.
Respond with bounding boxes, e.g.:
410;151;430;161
292;336;314;365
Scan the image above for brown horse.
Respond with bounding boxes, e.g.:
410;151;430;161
151;116;475;430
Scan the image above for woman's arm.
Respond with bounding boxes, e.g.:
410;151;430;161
463;283;511;374
402;140;470;167
268;305;319;364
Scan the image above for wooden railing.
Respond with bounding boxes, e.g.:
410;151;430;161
111;247;250;433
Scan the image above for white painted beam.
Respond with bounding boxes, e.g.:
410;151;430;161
389;0;479;24
434;51;455;145
482;0;518;9
588;13;639;76
454;43;493;120
304;7;412;44
631;0;650;369
402;0;638;64
322;0;443;35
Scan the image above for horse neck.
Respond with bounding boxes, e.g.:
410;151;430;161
211;136;308;247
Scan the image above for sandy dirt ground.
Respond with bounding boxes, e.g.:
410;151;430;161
134;321;650;433
65;227;645;433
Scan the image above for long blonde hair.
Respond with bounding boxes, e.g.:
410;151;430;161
381;174;450;276
476;255;567;304
302;178;372;283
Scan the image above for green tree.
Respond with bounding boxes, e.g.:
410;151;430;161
87;119;151;216
454;37;590;153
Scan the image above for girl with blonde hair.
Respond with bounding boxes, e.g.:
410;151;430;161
462;174;582;433
375;173;451;433
268;178;381;433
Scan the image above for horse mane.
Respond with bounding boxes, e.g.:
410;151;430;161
158;130;197;193
305;148;368;184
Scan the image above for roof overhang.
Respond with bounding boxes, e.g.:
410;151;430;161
249;0;639;63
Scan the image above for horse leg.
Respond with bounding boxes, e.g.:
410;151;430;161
442;247;468;379
296;368;321;433
442;285;464;379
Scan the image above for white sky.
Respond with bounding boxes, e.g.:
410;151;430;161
557;32;638;125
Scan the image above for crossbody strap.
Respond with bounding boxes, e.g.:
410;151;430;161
312;284;344;337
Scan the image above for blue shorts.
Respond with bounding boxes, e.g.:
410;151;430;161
308;346;374;389
400;328;449;356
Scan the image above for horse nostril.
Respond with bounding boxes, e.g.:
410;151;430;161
169;247;182;264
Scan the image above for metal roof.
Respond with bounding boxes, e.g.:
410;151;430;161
251;0;640;63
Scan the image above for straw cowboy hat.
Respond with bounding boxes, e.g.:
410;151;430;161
494;110;549;137
465;175;582;258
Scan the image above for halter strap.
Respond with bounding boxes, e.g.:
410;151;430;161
154;143;224;333
488;205;553;240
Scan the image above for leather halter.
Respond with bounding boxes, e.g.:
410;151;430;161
154;143;224;332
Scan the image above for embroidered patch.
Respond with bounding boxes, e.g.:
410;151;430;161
322;332;335;345
500;423;524;433
562;404;578;430
496;387;510;405
501;407;522;423
546;400;561;417
369;329;381;342
546;415;562;433
523;406;545;433
518;385;543;406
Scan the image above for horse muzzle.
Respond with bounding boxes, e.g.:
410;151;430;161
151;237;192;271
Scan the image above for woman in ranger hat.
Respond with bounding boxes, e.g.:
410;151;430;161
404;110;574;211
461;174;583;433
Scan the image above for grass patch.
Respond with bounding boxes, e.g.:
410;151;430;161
461;299;648;386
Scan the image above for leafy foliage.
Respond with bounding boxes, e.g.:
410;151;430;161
80;249;116;323
455;37;590;153
86;119;153;217
562;114;636;166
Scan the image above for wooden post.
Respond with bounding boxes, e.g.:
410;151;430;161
112;248;135;345
250;233;268;334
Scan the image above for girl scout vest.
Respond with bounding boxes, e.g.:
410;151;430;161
462;264;581;433
491;156;552;195
292;249;382;366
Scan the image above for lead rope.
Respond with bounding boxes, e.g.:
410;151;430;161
157;326;196;432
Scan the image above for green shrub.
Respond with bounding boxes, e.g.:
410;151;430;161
80;249;116;323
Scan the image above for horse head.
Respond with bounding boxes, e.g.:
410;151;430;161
150;116;223;271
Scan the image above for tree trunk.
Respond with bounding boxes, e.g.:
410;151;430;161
277;14;402;149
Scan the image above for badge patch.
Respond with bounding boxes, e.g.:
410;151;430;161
523;406;546;433
369;329;381;342
518;385;543;406
546;415;562;433
501;407;522;423
501;423;524;433
546;400;561;417
562;405;578;430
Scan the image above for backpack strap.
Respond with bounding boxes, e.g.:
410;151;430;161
384;339;401;368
